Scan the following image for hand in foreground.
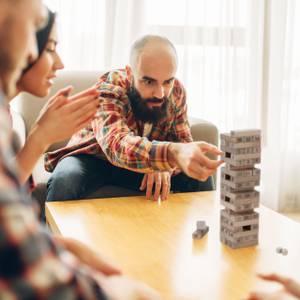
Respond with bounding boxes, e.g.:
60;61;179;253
54;236;160;299
96;274;162;300
140;171;171;201
247;274;300;300
168;141;223;181
53;236;121;276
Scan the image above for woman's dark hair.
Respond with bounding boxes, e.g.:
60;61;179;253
22;7;56;74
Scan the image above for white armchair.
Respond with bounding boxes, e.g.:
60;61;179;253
11;70;219;203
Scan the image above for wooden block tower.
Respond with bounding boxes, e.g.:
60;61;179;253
220;129;261;248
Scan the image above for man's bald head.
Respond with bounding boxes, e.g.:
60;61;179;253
127;35;178;124
130;35;178;71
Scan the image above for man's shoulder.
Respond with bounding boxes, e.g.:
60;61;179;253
171;78;186;105
173;78;185;93
96;69;129;100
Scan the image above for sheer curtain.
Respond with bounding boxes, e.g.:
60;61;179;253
43;0;299;212
44;0;146;70
45;0;264;131
262;0;300;211
144;0;265;131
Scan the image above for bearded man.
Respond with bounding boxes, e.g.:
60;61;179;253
46;35;222;202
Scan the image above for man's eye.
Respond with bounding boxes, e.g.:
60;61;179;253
144;80;153;85
165;79;174;85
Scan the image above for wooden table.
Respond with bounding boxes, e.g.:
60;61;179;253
46;192;300;300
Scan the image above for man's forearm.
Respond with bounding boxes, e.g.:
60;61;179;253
99;128;175;173
167;142;180;169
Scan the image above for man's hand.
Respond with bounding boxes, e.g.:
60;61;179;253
167;142;223;181
53;236;122;276
97;274;162;300
247;274;300;300
140;172;171;201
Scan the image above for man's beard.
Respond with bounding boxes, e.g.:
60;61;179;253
127;87;169;124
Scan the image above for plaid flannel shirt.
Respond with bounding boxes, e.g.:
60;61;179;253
45;68;193;173
0;92;107;299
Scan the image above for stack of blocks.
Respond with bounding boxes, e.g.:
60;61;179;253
220;129;261;249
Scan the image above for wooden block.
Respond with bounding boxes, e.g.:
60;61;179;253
221;131;261;146
220;192;260;202
225;141;261;150
221;156;261;167
221;184;258;194
221;152;261;161
226;165;259;171
221;174;261;184
221;198;259;212
221;168;261;183
220;217;259;231
220;189;259;201
220;228;258;242
221;227;258;239
192;227;209;239
223;166;260;177
196;220;207;230
220;234;258;249
221;178;259;191
220;209;259;224
230;129;261;137
221;145;261;155
220;220;259;233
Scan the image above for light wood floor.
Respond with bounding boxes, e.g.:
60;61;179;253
283;213;300;223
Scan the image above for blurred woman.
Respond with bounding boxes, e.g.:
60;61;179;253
10;7;100;184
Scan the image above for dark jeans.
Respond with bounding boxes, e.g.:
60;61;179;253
46;154;214;202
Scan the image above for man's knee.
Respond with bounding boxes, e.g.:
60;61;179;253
46;157;87;201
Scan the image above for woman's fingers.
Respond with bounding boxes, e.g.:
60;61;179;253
68;87;99;101
49;86;74;106
66;94;99;114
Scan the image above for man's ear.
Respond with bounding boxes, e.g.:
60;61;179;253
125;65;133;84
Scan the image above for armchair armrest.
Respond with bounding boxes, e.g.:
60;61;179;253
188;117;219;188
189;117;219;148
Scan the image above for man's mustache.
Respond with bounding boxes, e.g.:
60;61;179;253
146;97;167;104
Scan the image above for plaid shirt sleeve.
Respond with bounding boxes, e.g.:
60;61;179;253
92;85;174;173
0;95;108;300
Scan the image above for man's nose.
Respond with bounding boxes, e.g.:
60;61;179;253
153;86;164;99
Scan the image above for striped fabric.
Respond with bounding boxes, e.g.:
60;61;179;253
0;92;107;299
45;68;193;173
